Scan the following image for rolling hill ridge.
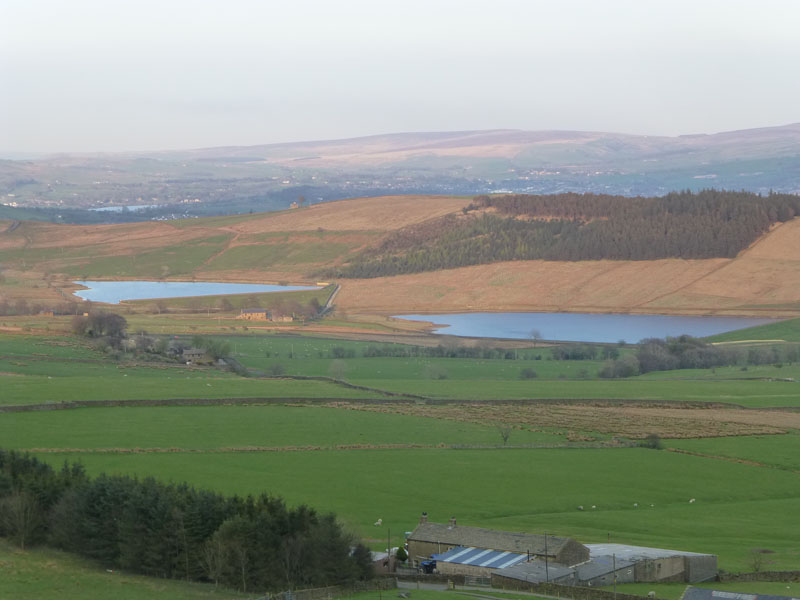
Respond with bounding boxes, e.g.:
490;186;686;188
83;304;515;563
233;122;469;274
1;193;800;317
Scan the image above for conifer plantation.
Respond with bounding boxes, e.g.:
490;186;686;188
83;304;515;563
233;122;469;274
321;190;800;278
0;450;373;593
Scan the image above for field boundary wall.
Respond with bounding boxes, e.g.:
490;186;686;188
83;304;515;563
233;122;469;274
718;571;800;582
269;577;396;600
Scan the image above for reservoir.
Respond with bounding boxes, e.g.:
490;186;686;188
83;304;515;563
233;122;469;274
393;312;777;344
73;281;319;304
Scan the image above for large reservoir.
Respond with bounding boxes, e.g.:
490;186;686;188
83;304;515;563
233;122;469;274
73;280;319;304
393;312;777;344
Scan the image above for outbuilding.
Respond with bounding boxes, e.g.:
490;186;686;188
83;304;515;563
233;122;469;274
407;514;589;568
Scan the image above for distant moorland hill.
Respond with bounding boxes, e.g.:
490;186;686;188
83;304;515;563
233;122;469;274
2;124;799;221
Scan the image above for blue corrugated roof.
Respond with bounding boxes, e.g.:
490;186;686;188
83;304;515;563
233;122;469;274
432;546;528;570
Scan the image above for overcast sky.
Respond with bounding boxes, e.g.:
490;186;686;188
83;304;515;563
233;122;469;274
2;0;799;153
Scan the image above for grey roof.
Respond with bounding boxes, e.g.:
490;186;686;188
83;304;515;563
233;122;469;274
587;544;715;561
682;587;799;600
432;546;528;570
575;555;635;581
499;560;576;583
241;308;268;313
409;522;577;556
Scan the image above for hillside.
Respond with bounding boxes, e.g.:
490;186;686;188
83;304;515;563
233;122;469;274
1;193;799;317
2;124;800;219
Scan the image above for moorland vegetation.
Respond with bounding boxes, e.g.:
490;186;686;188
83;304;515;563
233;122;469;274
321;190;800;277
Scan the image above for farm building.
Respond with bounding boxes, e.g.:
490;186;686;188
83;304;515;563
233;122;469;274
237;308;271;321
584;544;718;583
182;347;207;362
407;515;589;569
495;553;635;587
431;546;529;577
493;544;716;587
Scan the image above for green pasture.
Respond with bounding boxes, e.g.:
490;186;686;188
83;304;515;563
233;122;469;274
603;582;800;600
0;333;382;405
708;318;800;343
124;284;335;312
69;235;232;278
0;374;379;406
1;332;799;407
668;432;800;470
0;539;246;600
636;362;800;381
33;447;800;572
0;404;567;450
351;378;800;407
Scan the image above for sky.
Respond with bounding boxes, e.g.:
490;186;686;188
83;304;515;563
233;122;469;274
2;0;800;153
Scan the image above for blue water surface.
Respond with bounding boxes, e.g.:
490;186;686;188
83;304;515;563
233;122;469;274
393;312;777;344
73;280;319;304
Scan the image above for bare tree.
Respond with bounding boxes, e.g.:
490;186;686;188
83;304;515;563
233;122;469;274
531;329;543;348
201;536;227;590
329;359;347;380
0;490;43;549
497;425;512;446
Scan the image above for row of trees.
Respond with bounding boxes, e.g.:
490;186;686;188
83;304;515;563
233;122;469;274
598;335;800;377
0;450;372;592
0;298;80;316
321;190;800;278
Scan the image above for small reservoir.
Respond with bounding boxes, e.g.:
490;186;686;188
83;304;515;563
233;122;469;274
393;312;777;344
73;280;319;304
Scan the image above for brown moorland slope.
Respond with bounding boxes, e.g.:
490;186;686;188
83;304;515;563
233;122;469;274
1;194;799;317
334;218;800;317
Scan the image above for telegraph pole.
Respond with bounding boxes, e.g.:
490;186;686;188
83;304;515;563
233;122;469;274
544;533;549;583
613;553;617;600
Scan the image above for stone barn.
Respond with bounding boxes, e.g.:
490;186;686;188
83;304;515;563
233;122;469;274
406;515;589;569
237;308;271;321
585;544;718;583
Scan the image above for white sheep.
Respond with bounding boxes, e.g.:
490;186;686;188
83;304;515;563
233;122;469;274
591;505;597;510
374;518;383;526
577;505;584;511
689;498;696;503
633;503;638;508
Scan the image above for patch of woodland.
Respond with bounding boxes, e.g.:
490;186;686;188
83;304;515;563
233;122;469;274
0;450;373;593
319;189;800;278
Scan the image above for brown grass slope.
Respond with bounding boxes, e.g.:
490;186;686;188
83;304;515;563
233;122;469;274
2;195;799;316
334;218;800;317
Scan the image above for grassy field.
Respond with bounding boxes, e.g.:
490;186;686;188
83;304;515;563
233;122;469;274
124;284;335;312
708;318;800;343
3;329;800;581
668;432;800;470
0;404;566;450
601;582;800;600
2;332;799;407
0;539;247;600
30;445;800;572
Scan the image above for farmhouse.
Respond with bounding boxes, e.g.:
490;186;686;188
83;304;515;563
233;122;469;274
237;308;271;321
407;515;589;574
182;347;207;362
